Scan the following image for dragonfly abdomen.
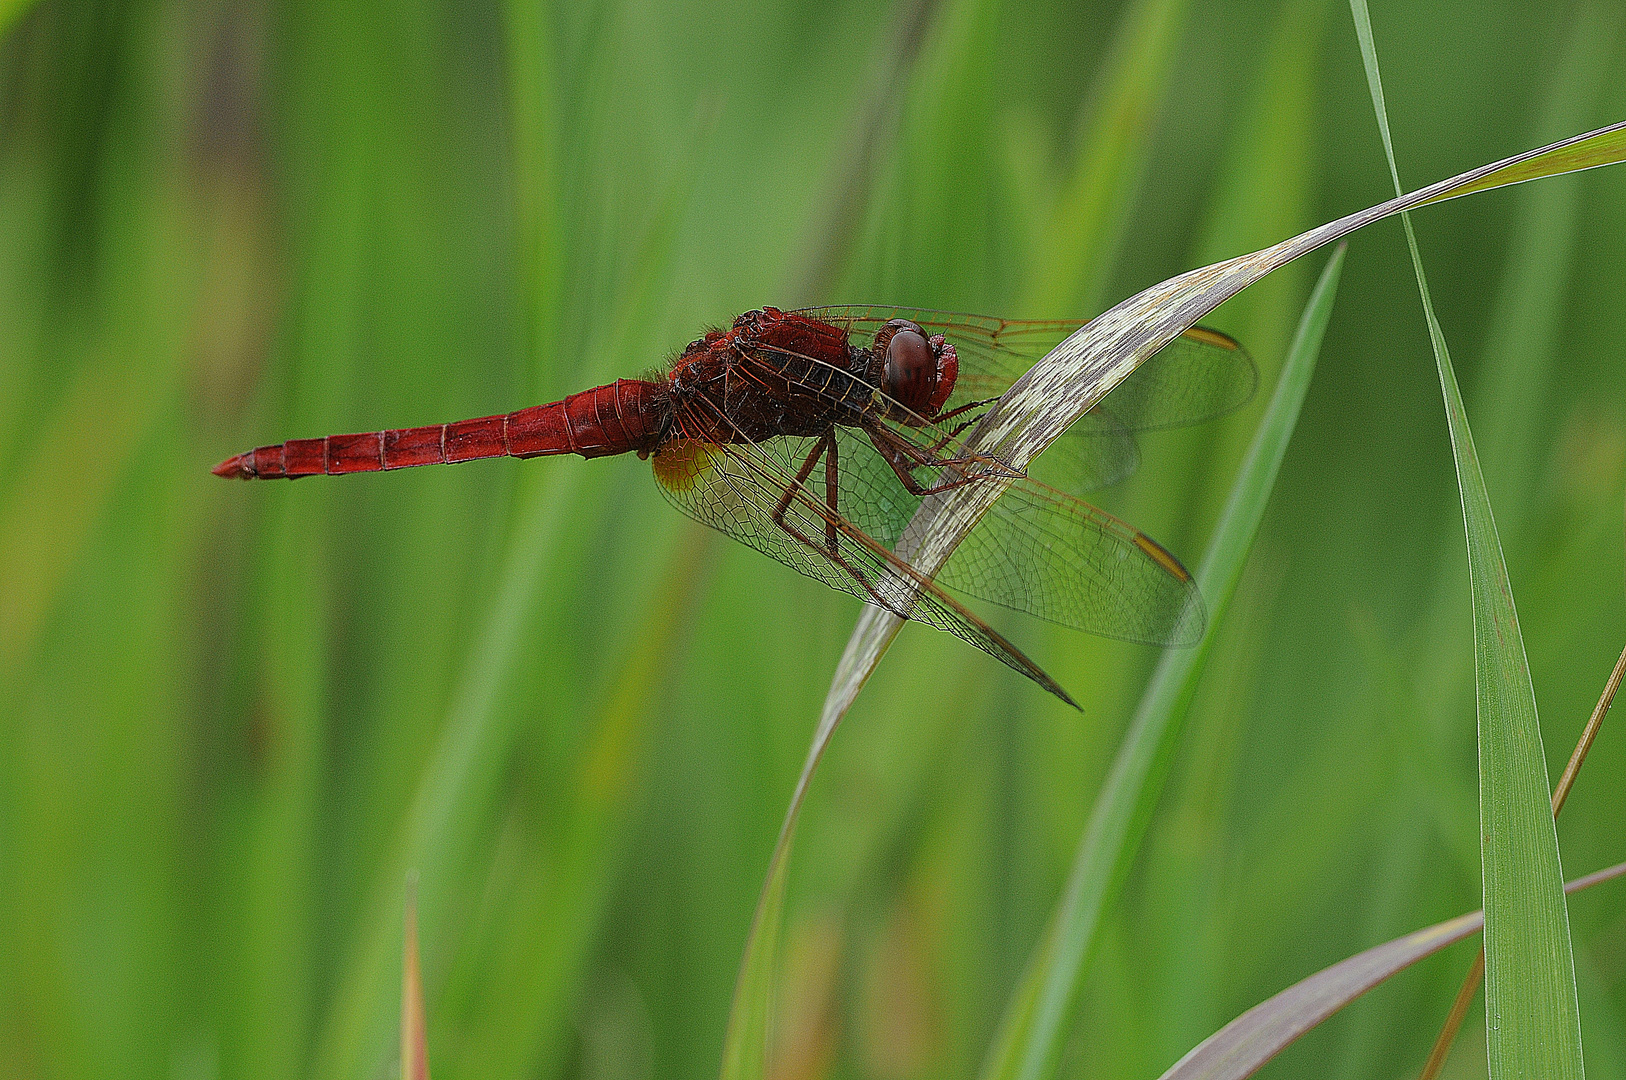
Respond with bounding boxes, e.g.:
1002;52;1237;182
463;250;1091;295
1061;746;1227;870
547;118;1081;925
213;378;667;478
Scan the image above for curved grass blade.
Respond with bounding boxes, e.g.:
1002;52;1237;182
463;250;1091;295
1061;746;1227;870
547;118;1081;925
723;47;1626;1080
719;1;1190;1072
826;113;1626;732
1158;860;1626;1080
805;128;1626;1075
1349;4;1585;1075
979;244;1345;1080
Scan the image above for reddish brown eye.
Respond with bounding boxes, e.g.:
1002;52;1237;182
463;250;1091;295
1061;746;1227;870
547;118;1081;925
883;326;935;415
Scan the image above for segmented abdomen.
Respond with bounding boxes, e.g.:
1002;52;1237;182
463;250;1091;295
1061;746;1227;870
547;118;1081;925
214;379;667;479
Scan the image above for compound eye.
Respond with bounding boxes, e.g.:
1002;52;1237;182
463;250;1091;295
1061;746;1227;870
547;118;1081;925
883;325;935;414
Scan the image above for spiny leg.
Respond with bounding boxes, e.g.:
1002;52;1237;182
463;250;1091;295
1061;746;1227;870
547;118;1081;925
924;395;1001;453
771;430;896;612
865;424;1017;498
926;411;989;455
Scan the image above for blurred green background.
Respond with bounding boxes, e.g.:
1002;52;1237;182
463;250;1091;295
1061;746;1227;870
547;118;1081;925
2;0;1624;1077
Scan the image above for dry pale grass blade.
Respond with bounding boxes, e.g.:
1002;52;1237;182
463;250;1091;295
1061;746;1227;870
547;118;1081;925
823;117;1626;730
1157;861;1626;1080
724;100;1626;1080
784;113;1626;1080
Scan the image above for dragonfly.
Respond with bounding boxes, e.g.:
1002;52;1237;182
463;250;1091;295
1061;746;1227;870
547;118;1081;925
214;306;1255;706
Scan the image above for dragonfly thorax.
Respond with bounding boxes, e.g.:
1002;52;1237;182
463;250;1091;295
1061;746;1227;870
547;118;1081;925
661;307;879;444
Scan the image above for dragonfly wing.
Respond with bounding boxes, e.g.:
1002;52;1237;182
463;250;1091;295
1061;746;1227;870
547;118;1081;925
825;395;1202;643
669;326;1203;659
1026;408;1141;495
798;306;1255;425
1032;331;1258;493
939;476;1204;646
936;323;1257;431
1087;328;1259;432
651;401;1077;705
796;306;1084;367
828;425;921;547
795;307;1255;494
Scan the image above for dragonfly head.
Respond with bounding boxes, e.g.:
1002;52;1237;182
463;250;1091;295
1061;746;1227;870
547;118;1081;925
874;319;958;424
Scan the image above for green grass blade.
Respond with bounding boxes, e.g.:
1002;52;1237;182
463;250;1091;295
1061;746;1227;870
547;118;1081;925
1348;4;1586;1076
1412;130;1626;208
814;79;1625;1080
1427;221;1585;1080
1159;860;1626;1080
979;244;1345;1080
1339;7;1622;1072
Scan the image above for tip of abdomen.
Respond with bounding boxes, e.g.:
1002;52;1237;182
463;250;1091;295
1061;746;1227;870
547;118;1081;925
213;452;254;478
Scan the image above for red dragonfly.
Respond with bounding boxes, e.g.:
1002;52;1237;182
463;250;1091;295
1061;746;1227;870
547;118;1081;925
215;306;1254;706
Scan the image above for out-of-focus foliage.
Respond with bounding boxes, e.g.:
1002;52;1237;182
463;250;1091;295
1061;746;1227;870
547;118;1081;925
0;1;1621;1079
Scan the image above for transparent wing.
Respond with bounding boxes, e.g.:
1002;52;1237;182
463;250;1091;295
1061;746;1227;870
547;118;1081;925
796;306;1255;420
723;334;1205;645
942;475;1203;645
1024;407;1140;494
651;397;1076;705
796;306;1257;492
826;424;1201;646
651;369;1200;702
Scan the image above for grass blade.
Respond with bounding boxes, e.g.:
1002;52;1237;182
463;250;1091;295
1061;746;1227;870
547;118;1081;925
719;2;1189;1071
979;243;1345;1080
1423;639;1626;1078
1159;860;1626;1080
824;113;1626;732
786;55;1625;1080
1348;4;1586;1076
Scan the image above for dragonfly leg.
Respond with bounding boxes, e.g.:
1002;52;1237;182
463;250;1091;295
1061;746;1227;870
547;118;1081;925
771;431;901;614
771;430;840;555
930;395;1001;435
926;411;990;455
823;431;840;554
865;424;1017;498
771;432;831;540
